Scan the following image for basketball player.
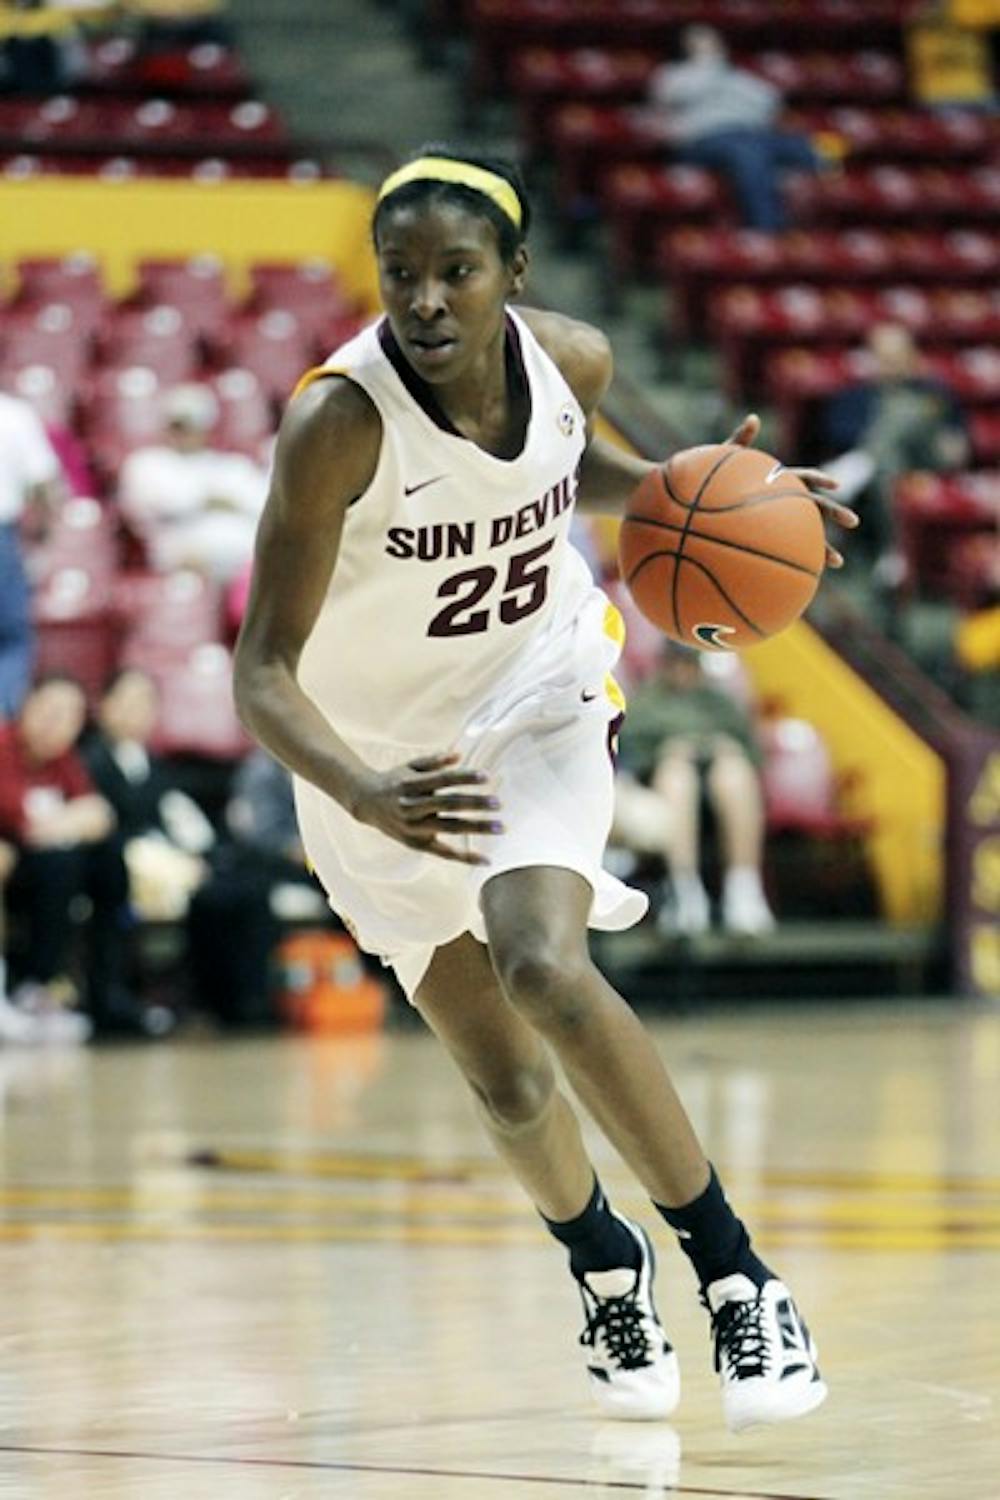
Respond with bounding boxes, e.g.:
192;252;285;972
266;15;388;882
234;147;855;1433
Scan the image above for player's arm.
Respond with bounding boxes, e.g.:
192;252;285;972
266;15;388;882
520;307;857;564
233;379;500;865
233;376;382;813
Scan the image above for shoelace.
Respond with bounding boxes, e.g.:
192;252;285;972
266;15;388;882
712;1297;769;1381
580;1286;653;1371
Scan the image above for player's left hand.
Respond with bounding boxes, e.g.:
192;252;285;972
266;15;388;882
726;412;859;571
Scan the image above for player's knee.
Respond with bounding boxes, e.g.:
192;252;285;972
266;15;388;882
494;943;595;1034
470;1055;555;1133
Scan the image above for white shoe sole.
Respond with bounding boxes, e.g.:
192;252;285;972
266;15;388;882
726;1374;828;1434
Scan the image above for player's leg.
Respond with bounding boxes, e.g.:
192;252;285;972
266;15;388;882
413;931;679;1419
482;865;826;1431
704;740;774;935
651;743;709;933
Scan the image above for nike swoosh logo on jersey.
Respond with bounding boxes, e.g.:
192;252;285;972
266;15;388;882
403;475;447;497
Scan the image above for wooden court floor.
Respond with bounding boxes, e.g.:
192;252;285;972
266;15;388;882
0;999;998;1499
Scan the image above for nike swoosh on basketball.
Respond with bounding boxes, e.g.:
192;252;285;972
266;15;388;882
764;461;785;485
403;475;447;497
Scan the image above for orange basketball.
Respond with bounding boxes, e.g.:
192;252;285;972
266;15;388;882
618;444;826;651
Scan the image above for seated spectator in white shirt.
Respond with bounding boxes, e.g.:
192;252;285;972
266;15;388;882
118;383;268;586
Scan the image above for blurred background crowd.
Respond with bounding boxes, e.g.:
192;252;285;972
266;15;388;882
0;0;997;1044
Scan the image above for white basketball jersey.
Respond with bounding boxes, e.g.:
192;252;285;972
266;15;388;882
297;308;603;750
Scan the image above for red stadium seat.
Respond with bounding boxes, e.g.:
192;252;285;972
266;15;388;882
659;228;1000;338
0;363;75;427
98;305;200;384
970;410;1000;466
145;643;249;760
550;104;666;220
601;163;729;277
81;365;166;477
215;310;313;404
13;254;106;312
133;257;229;337
247;260;352;317
787;165;1000;227
739;49;905;105
710;285;1000;399
467;0;913;98
28;497;119;599
0;302;95;381
894;472;1000;605
210;367;275;455
508;47;657;152
786;107;998;164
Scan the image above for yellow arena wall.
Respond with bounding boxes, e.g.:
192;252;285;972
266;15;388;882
0;177;381;308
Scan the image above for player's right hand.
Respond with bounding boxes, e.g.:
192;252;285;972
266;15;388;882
352;753;504;866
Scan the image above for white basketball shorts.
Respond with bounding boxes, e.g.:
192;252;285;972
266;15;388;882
293;595;649;999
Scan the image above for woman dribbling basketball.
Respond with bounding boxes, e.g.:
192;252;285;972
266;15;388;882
233;145;855;1432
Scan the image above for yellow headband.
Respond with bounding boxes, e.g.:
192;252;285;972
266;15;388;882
376;156;523;230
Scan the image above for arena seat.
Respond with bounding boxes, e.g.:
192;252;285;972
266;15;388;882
0;302;95;382
98;304;200;384
785;106;998;164
659;228;1000;338
247;260;354;317
12;254;106;313
145;643;250;760
894;472;1000;605
710;285;1000;399
83;34;252;97
209;367;275;456
80;365;166;477
466;0;913;98
133;257;229;337
786;165;1000;227
0;363;75;427
114;569;223;661
601;164;729;276
214;310;314;404
969;410;1000;466
508;48;658;153
768;345;1000;452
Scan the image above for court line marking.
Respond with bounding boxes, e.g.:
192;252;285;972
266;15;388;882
0;1219;998;1250
0;1444;831;1499
182;1149;1000;1197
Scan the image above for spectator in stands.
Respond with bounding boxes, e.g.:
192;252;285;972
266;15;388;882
822;322;970;589
0;673;132;1040
612;642;774;936
0;389;65;721
80;668;214;923
0;0;87;94
186;748;327;1028
118;382;268;586
646;24;820;232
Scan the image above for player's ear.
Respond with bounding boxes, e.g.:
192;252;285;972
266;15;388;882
508;246;529;297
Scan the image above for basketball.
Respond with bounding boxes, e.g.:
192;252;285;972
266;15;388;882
618;444;826;651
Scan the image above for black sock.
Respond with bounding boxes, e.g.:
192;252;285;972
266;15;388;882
654;1164;771;1291
542;1176;641;1280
